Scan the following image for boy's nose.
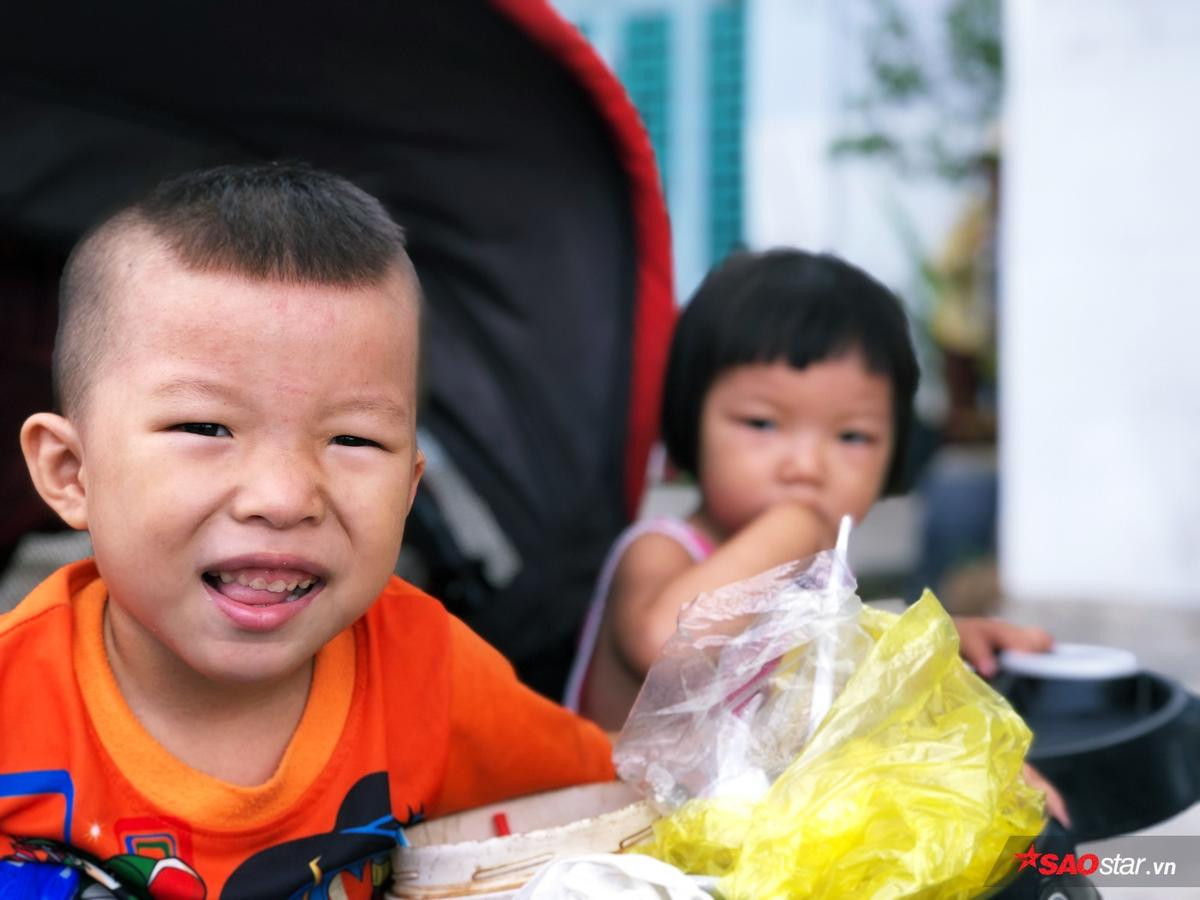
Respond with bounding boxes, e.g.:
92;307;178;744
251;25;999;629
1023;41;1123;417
231;448;326;528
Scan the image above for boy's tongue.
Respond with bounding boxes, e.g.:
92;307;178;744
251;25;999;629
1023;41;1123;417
211;567;313;606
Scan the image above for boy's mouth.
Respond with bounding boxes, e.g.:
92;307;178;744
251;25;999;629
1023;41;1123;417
202;568;323;605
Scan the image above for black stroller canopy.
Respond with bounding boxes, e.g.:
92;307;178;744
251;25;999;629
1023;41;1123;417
0;0;675;697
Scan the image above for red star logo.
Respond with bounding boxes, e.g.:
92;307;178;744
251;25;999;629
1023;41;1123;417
1013;842;1040;872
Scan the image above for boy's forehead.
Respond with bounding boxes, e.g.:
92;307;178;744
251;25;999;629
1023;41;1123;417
107;237;418;335
91;239;420;403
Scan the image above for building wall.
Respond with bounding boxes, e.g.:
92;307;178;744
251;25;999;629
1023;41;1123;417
743;0;966;307
555;0;966;309
1001;0;1200;605
553;0;746;300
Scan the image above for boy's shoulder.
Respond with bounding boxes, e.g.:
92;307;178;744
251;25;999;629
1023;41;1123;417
363;573;456;639
0;561;98;770
356;574;489;692
373;573;443;607
0;558;97;644
363;575;516;687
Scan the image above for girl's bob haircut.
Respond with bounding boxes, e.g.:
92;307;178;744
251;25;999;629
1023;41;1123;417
661;248;919;497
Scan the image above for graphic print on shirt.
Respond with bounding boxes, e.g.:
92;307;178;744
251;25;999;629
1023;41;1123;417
0;835;204;899
0;769;204;898
222;771;418;900
0;770;418;899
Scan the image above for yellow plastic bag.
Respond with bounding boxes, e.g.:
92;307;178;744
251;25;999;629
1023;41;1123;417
639;591;1044;899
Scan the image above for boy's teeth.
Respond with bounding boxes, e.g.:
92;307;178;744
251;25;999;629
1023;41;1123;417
209;570;320;594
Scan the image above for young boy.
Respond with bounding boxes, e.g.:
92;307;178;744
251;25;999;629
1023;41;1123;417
0;163;614;899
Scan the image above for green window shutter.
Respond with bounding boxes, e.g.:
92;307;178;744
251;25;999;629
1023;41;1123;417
707;1;744;264
619;13;672;196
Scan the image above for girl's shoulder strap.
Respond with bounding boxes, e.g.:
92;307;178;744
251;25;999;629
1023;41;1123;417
625;516;714;562
562;516;713;710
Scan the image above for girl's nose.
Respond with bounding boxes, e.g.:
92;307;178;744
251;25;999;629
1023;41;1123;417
779;435;825;483
230;446;326;528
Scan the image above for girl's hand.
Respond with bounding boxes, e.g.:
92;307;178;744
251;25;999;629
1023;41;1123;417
1024;762;1071;826
953;617;1053;679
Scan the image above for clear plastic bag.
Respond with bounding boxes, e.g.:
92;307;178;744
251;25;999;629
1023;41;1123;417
614;551;871;811
615;552;1044;898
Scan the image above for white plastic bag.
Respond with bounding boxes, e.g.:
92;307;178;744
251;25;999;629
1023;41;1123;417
512;853;714;899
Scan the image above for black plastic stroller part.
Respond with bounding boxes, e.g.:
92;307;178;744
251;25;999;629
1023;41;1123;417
0;0;675;698
997;671;1200;843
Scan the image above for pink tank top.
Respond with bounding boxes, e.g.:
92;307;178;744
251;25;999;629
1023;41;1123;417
562;516;714;711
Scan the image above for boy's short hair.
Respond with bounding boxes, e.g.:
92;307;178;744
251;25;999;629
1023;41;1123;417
54;161;415;414
662;248;919;496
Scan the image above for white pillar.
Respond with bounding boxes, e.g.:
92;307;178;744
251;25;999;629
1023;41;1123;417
1001;0;1200;606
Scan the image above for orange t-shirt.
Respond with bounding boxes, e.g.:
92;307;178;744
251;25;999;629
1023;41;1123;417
0;560;614;898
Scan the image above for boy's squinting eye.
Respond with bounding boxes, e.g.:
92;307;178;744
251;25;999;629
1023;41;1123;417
174;422;231;438
331;434;383;449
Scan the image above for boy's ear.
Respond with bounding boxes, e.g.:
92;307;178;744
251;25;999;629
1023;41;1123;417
406;447;426;515
20;412;89;530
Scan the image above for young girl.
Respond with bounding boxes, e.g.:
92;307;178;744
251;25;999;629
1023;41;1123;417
564;248;1053;732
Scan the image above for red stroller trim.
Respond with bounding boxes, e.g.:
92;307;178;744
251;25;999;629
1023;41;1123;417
491;0;677;517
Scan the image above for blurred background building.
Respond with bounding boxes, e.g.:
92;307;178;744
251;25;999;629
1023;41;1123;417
552;5;1200;862
552;0;1200;621
553;0;1004;607
552;0;965;303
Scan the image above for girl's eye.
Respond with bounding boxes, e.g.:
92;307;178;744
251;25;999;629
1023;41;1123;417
332;434;382;448
175;423;231;438
839;430;876;445
741;417;776;431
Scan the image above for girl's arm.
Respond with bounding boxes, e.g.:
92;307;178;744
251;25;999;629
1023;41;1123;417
611;501;836;680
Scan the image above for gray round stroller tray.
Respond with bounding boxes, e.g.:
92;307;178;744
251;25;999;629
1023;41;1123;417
997;671;1200;842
